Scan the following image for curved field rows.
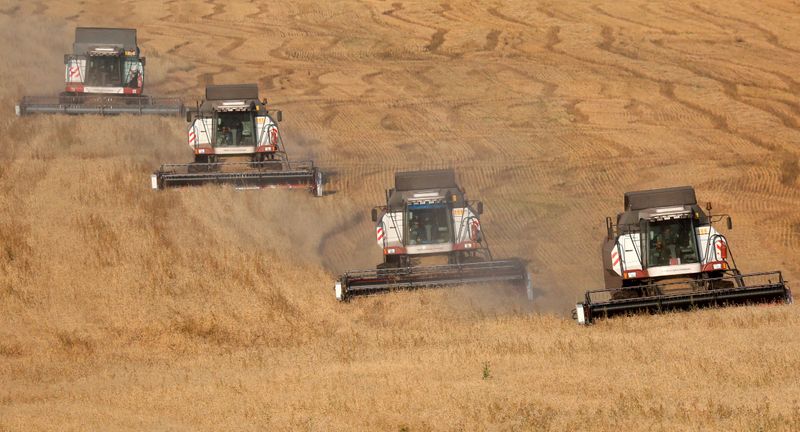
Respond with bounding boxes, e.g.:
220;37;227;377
1;1;799;430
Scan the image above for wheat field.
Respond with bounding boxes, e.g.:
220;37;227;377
1;1;799;430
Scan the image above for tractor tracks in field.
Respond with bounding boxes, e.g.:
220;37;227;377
152;1;800;197
536;17;797;153
702;173;800;250
645;60;799;151
32;0;47;16
0;5;19;16
487;6;532;29
201;0;226;20
590;4;678;35
280;93;525;113
381;1;458;59
544;26;561;53
148;18;251;89
690;3;800;56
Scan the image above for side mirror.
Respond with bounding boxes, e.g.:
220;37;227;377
476;201;483;215
185;110;193;123
726;216;733;230
371;208;378;222
140;57;146;66
706;201;712;211
276;110;283;122
63;54;71;64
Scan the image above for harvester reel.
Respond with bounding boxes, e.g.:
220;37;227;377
575;271;791;325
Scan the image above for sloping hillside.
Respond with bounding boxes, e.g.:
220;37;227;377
1;1;799;430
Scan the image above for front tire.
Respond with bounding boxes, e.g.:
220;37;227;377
59;92;79;105
189;154;216;173
611;284;645;300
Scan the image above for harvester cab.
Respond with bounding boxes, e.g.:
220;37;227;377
152;84;323;195
575;186;792;324
185;84;284;165
15;27;183;116
335;169;531;301
374;170;488;268
66;28;144;93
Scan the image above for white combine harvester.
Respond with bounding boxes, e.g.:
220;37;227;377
335;169;531;300
574;186;792;324
152;83;323;195
15;27;183;116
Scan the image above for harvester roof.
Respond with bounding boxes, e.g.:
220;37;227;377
74;27;137;55
387;169;465;208
200;84;264;113
395;169;458;191
618;186;706;226
205;83;260;101
624;186;697;211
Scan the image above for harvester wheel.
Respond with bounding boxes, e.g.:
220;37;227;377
376;262;395;279
463;254;484;264
451;252;483;265
611;288;643;300
124;95;149;106
191;155;218;172
252;153;265;169
711;279;735;290
188;162;213;173
59;92;78;105
377;259;400;270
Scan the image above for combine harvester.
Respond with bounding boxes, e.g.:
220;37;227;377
574;186;792;324
152;83;323;195
335;169;531;301
15;27;183;116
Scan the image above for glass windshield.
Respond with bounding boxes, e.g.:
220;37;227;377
215;112;255;147
406;205;451;245
646;218;699;267
85;56;123;86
